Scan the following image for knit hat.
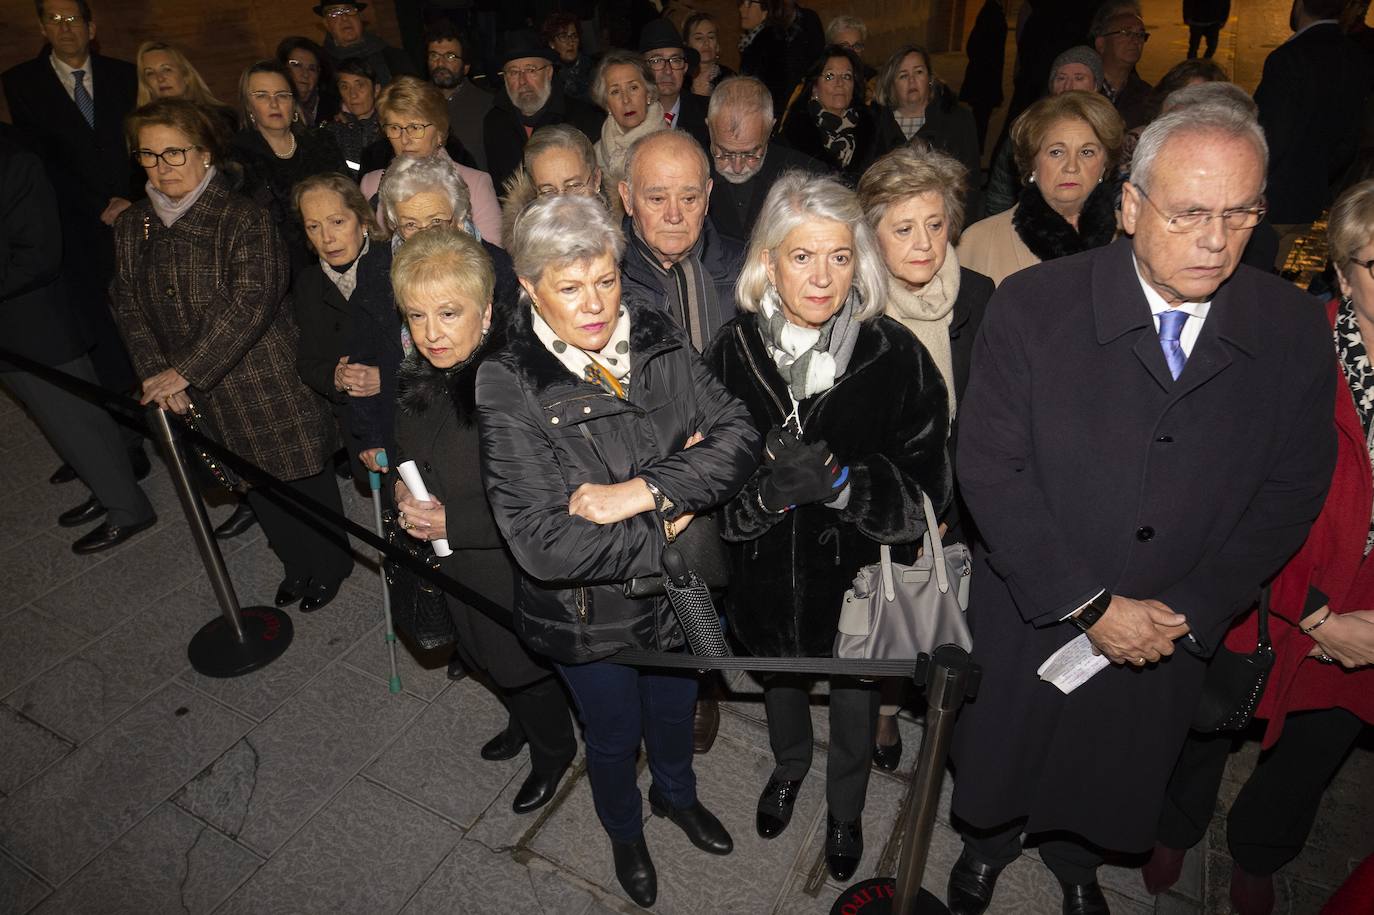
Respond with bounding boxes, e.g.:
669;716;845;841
1048;46;1104;92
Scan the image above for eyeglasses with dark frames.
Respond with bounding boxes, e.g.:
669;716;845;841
646;55;688;71
133;145;202;168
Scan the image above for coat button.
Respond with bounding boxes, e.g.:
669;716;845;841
1155;434;1174;443
550;416;560;424
583;406;592;414
164;286;175;297
1136;526;1155;542
423;462;433;473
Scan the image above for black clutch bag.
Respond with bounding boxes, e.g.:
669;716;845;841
623;511;729;599
182;400;245;492
382;509;457;650
1191;588;1275;734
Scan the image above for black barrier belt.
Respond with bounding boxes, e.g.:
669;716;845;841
2;349;924;679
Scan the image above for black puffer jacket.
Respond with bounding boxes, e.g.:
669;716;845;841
477;296;761;664
705;312;952;658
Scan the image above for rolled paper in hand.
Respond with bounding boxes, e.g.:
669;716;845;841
397;460;451;557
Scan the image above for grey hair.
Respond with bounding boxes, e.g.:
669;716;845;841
522;124;599;176
736;171;888;323
1089;0;1142;39
378;154;472;232
1130;102;1268;194
825;15;867;44
623;130;710;197
590;49;658;111
1162;81;1258;118
509;194;625;288
707;75;775;135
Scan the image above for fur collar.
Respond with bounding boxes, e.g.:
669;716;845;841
396;321;505;426
1012;177;1118;263
491;292;684;397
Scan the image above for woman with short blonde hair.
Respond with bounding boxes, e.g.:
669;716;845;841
707;172;952;882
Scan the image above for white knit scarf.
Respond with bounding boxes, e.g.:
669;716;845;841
884;247;960;419
596;102;666;184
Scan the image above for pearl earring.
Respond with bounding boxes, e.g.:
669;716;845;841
1028;173;1037;184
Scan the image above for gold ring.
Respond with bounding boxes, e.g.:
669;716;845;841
1137;657;1146;665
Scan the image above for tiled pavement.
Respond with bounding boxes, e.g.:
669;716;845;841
0;384;1368;915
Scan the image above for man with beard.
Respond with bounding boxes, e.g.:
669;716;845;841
426;19;492;172
483;31;601;191
317;1;416;88
703;76;822;243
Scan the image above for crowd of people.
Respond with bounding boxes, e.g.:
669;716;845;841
2;0;1373;912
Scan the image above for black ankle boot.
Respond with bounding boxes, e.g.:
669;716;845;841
610;835;656;907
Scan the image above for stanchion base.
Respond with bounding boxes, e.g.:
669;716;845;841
187;607;294;678
831;878;948;915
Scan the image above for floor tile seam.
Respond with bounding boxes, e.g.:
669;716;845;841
0;844;54;905
0;607;143;715
336;655;454;704
178;672;269;724
353;769;485;833
509;846;627;914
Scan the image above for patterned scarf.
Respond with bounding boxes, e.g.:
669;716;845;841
1335;297;1374;554
629;229;719;353
812;99;859;168
532;303;633;398
320;235;370;300
758;287;861;401
739;23;765;51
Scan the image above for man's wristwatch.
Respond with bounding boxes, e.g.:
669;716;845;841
1069;590;1112;632
644;480;675;518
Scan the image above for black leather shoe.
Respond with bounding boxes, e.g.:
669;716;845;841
128;446;151;481
49;463;78;485
872;736;903;771
947;849;1004;915
610;835;657;908
298;579;341;612
649;786;733;855
1061;881;1109;915
71;515;156;555
825;813;863;881
756;776;803;839
59;497;106;528
480;725;527;761
213;503;257;539
446;654;469;681
512;765;567;814
274;576;309;607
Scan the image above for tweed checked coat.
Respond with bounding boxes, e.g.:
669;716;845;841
110;176;335;481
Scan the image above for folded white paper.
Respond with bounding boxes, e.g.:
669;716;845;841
1037;634;1111;694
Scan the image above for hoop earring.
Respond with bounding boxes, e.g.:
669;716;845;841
292;110;301;123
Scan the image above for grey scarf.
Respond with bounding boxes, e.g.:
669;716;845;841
758;288;861;401
630;230;720;353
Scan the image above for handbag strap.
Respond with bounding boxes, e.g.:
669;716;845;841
878;490;949;601
1256;585;1271;649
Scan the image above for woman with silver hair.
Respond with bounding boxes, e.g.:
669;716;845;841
590;50;665;187
476;194;759;909
705;170;952;882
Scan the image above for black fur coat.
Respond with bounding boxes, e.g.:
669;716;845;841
704;312;953;658
1011;177;1119;264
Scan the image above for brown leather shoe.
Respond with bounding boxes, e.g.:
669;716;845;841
1141;842;1187;895
1229;864;1275;915
693;697;719;753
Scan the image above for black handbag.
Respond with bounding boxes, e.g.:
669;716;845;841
182;400;245;492
381;509;457;650
623;511;730;599
1191;588;1275;733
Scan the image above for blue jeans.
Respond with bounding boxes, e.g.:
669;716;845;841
557;659;699;842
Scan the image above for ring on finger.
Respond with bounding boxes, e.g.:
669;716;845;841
1136;656;1147;665
1318;652;1335;664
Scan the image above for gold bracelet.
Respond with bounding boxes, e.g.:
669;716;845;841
664;517;677;544
1301;607;1334;634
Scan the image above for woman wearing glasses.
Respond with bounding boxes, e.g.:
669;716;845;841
543;11;593;102
113;99;352;610
229;60;346;274
274;37;338;127
1143;179;1374;915
499;125;614;241
358;76;503;246
780;46;876;184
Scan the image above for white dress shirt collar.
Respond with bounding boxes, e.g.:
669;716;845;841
1133;255;1211;357
49;52;94;101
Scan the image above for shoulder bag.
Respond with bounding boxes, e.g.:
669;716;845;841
381;508;458;650
1191;588;1274;733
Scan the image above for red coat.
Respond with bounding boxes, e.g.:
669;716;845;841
1224;298;1374;746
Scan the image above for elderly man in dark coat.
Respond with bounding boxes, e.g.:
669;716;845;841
945;100;1336;915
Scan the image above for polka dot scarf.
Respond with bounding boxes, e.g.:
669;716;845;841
531;303;633;398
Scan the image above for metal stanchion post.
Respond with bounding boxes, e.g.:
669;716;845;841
150;407;294;677
369;452;401;693
831;645;981;915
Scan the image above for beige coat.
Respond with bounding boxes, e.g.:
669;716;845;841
956;206;1040;287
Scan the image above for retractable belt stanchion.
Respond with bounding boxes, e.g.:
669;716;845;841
149;406;294;677
832;644;982;915
369;452;401;693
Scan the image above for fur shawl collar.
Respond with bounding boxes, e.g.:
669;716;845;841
396;320;505;426
1012;177;1118;263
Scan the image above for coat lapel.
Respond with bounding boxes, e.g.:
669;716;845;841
28;54;89;136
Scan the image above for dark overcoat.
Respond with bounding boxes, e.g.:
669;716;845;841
705;313;952;657
110;176;336;481
394;341;554;689
949;238;1336;852
477;298;761;664
619;216;744;334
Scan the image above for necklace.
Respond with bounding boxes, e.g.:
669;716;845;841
272;132;298;160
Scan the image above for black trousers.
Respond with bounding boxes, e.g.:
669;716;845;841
1157;708;1366;875
1188;25;1222;58
502;675;578;776
245;465;354;586
763;674;879;821
962;821;1107;886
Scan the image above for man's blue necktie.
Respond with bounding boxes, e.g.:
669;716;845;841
72;69;95;128
1158;309;1188;380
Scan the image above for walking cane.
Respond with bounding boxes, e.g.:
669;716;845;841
370;451;402;694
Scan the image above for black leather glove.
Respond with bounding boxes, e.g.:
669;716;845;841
759;440;845;511
763;425;803;464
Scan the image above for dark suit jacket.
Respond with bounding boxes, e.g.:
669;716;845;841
1255;22;1374;224
708;142;825;243
670;92;711;151
482;84;603;193
950;237;1336;853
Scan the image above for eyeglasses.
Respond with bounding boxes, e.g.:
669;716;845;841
646;55;688;71
325;8;359;18
821;70;854;82
249;90;295;104
536;175;593;196
382;122;433;138
839;41;866;54
502;64;550;80
287;58;320;74
427;51;462;62
711;145;764;166
1136;187;1266;233
1102;28;1150;42
44;12;84;26
397;216;453;238
552;32;579;43
1350;257;1374;282
134;145;201;167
